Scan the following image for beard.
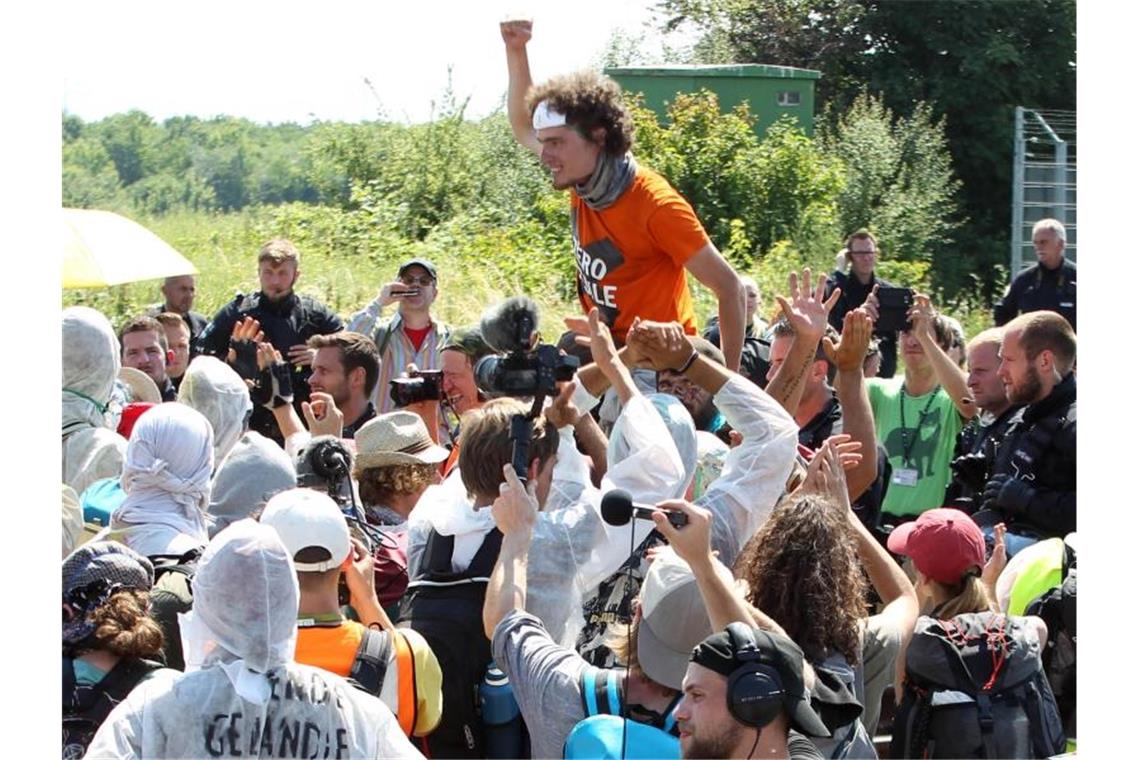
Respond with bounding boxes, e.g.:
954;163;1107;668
681;720;747;759
1006;367;1044;406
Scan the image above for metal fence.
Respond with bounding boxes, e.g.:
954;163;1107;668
1010;107;1076;274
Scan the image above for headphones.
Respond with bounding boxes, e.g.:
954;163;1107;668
725;622;787;728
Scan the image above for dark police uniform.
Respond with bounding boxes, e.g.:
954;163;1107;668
823;269;899;379
993;259;1077;330
196;291;342;442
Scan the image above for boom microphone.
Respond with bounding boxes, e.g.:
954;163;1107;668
479;296;540;354
600;489;688;529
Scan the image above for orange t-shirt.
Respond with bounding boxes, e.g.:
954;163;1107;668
571;166;709;341
294;621;365;677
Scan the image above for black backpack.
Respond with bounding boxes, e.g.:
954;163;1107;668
890;612;1066;759
62;655;163;757
147;550;200;671
1026;567;1076;739
397;528;502;758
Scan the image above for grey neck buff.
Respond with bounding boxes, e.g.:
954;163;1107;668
575;151;638;210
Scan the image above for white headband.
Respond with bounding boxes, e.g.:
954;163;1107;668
532;100;568;131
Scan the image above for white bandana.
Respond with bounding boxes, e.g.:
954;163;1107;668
532;99;568;131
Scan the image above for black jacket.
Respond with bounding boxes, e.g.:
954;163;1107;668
823;270;898;378
989;373;1076;537
993;259;1076;330
196;291;343;440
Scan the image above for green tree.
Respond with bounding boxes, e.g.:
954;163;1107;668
817;92;961;268
659;0;1076;300
95;110;160;186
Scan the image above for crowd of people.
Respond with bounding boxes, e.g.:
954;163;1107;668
61;19;1077;760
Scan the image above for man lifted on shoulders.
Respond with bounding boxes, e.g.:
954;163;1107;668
501;19;747;371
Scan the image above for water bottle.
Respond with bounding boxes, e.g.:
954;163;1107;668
480;661;525;758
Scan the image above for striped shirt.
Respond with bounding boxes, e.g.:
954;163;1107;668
346;299;450;415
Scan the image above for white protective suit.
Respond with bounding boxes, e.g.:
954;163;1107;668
62;484;85;557
177;356;254;467
85;520;422;759
406;388;687;645
62;307;127;496
573;373;800;657
100;403;215;558
208;431;297;537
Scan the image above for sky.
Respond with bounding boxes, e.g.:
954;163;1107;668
60;0;694;125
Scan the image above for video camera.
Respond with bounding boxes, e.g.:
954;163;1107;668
389;369;445;407
473;296;579;399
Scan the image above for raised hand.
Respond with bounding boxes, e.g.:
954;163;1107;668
565;307;621;374
287;344;315;367
774;267;841;342
907;293;938;342
302;391;344;438
651;500;712;567
492;463;539;537
543;380;581;429
862;284;881;324
823;307;874;373
227;317;264;380
379;280;420;308
500;18;533;49
626;319;692;371
798;435;862;511
982;523;1008;599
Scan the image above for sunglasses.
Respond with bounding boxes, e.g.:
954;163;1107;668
399;275;435;287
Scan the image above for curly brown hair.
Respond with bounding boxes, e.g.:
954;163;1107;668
89;589;164;659
526;70;633;156
358;462;438;507
734;494;867;664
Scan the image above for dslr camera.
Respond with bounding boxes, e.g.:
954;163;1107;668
389;369;445;407
474;296;579;398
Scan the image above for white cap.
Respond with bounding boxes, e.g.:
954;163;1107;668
260;488;351;572
637;546;735;690
532;99;568;131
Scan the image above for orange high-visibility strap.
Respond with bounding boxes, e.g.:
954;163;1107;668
391;629;418;736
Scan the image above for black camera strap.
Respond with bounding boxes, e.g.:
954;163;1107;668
898;384;940;469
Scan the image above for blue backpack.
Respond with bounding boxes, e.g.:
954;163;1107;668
563;666;681;759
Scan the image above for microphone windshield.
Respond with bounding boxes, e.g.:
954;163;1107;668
600;489;635;527
479;296;540;353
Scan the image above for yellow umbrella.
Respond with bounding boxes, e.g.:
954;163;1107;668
63;208;197;288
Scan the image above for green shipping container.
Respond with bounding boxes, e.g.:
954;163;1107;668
604;64;821;138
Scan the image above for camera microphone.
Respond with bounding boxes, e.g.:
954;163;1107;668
296;435;352;485
479;296;540;353
600;489;688;529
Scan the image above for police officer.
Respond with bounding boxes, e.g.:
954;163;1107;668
994;218;1077;330
975;311;1076;549
196;238;343;442
823;229;900;378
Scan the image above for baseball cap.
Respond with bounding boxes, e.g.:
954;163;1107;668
690;624;831;738
441;325;495;362
636;547;734;691
887;508;985;585
259;488;351;572
397;257;438;282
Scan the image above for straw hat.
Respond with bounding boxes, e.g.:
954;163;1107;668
117;366;162;404
352;411;449;474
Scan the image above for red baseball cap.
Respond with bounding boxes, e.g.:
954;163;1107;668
887;508;985;585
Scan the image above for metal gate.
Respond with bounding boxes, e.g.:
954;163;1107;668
1010;107;1076;274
